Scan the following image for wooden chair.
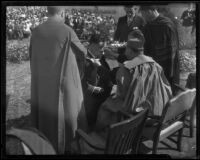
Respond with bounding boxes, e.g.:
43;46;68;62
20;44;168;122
185;72;196;137
72;108;149;154
173;72;196;137
141;88;196;154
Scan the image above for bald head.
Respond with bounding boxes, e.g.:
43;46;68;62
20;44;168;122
47;6;63;16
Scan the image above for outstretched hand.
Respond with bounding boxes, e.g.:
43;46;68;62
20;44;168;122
103;47;119;60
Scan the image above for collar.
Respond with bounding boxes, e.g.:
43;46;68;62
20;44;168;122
123;54;155;70
47;16;64;23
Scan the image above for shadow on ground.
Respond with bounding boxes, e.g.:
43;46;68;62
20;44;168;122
139;123;197;158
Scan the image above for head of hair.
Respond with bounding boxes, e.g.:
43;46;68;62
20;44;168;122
89;33;100;44
139;5;157;12
47;6;63;16
127;28;145;52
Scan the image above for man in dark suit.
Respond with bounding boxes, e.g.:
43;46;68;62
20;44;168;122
29;6;88;154
114;5;145;63
114;5;145;42
140;5;180;88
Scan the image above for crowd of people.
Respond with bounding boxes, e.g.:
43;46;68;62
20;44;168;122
6;7;47;40
6;7;116;41
65;9;116;41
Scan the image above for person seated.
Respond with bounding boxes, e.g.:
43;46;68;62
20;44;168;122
86;33;118;86
100;47;120;84
87;33;102;59
95;29;172;131
82;57;112;131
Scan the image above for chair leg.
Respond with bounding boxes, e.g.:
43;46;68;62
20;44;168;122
190;107;196;138
152;139;159;154
190;120;193;138
177;129;183;152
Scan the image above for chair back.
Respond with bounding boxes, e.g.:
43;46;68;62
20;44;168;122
105;108;149;154
162;88;196;124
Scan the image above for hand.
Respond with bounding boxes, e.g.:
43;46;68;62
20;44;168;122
91;58;101;67
93;86;104;94
110;85;117;95
135;107;144;113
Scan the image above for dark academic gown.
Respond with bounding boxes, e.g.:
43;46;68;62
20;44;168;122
95;55;172;130
143;15;180;86
29;17;88;154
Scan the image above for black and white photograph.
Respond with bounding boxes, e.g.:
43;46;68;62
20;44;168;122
3;2;198;158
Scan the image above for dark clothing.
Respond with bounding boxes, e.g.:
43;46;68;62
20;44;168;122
143;15;180;85
100;56;119;84
82;58;112;129
114;15;145;42
186;72;196;89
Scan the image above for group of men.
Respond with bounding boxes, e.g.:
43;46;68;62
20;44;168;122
29;5;180;154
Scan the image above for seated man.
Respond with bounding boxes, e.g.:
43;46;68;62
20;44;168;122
95;29;172;131
82;57;113;131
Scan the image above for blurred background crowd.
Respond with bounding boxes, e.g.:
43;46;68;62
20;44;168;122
6;6;116;42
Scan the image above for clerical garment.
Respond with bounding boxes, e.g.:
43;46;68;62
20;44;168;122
143;15;180;86
29;17;88;154
95;54;172;130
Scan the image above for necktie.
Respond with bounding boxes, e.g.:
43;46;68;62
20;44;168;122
127;17;132;26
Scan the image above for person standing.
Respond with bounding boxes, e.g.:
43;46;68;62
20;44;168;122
114;5;145;63
140;5;180;87
29;6;88;154
114;5;145;42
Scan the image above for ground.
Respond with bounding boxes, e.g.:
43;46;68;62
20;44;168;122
5;49;196;157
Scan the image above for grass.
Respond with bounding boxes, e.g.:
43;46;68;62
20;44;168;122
6;61;31;129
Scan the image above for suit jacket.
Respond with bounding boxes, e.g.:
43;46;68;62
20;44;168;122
114;15;145;42
29;16;88;153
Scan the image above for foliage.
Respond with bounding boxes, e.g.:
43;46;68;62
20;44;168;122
179;50;196;72
6;40;30;63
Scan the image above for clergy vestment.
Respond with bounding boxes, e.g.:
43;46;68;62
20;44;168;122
29;16;88;153
143;15;180;86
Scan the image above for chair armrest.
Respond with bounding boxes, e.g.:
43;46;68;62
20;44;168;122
76;129;105;150
118;110;133;118
148;115;161;120
145;116;162;127
116;110;133;122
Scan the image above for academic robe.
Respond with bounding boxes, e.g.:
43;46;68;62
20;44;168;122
29;17;88;154
143;15;180;86
95;54;172;130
